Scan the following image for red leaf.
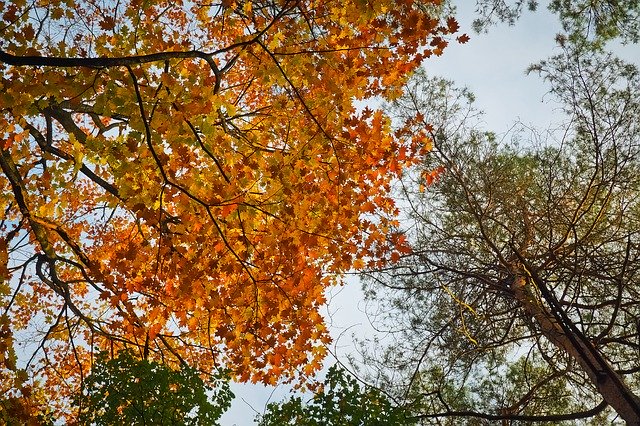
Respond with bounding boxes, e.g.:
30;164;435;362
457;34;470;44
446;16;459;33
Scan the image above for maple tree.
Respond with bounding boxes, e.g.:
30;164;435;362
0;0;463;420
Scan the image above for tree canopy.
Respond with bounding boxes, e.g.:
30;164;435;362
257;365;413;426
75;350;233;425
361;42;640;424
471;0;640;46
0;0;463;420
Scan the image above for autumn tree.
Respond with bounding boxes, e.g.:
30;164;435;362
361;45;640;423
0;0;463;419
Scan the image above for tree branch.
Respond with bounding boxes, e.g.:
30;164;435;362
411;399;608;422
0;48;215;69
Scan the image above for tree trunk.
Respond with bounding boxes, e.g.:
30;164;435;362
511;273;640;424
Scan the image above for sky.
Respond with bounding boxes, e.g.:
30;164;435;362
220;4;640;425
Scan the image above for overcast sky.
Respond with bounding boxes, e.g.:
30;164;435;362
221;4;640;425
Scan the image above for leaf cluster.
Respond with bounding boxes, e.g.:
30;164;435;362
75;350;233;426
257;365;413;426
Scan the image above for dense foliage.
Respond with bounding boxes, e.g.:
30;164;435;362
257;366;413;426
75;350;233;425
0;0;462;419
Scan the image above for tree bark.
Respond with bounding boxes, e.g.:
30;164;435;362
511;271;640;424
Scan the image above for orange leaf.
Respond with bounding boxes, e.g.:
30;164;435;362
457;34;470;44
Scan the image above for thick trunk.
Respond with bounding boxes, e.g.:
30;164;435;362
511;274;640;424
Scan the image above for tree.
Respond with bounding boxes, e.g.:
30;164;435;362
75;350;233;425
256;365;413;426
361;45;640;424
470;0;640;46
0;0;463;419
